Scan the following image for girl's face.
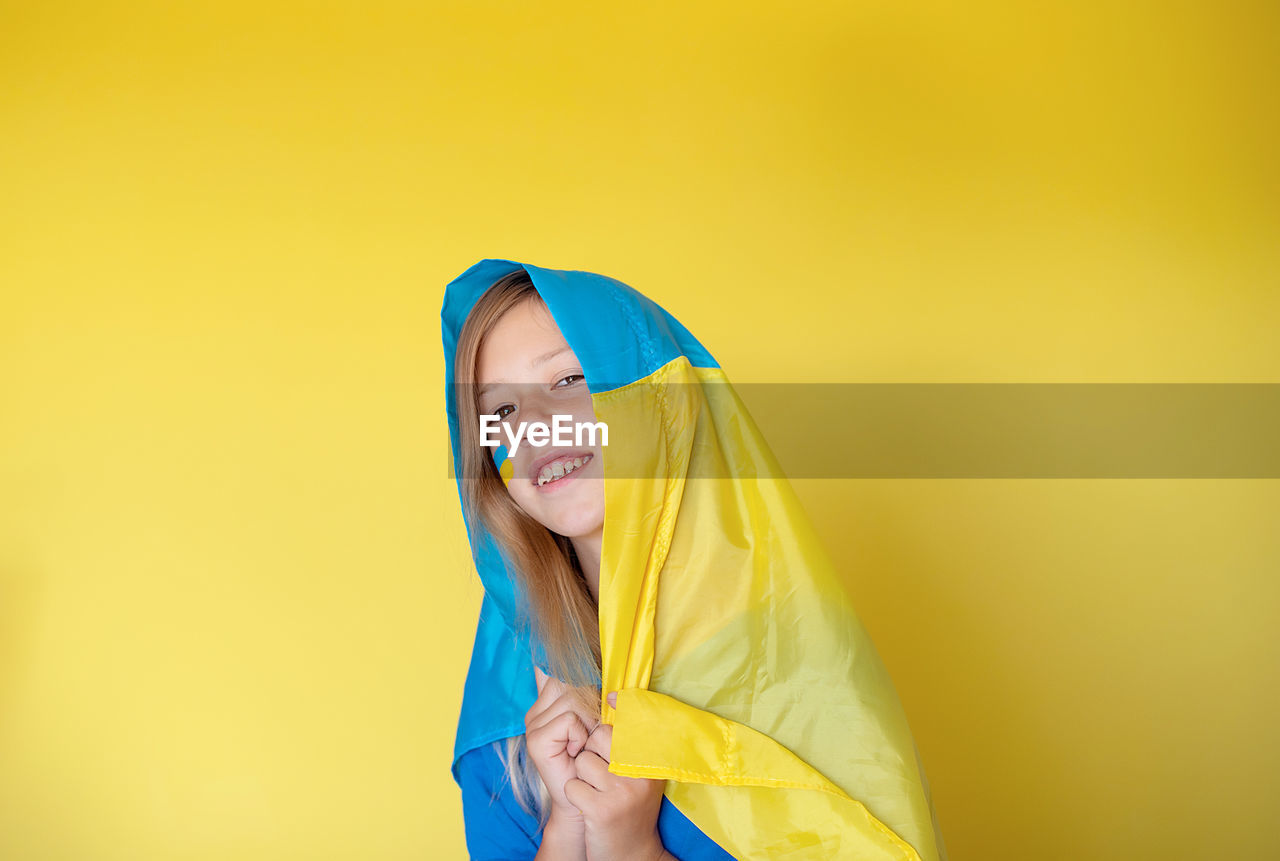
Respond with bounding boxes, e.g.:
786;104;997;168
475;297;605;541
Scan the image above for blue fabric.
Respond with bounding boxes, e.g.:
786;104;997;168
455;739;737;861
449;593;537;789
442;259;719;772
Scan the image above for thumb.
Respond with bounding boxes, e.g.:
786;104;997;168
567;713;591;758
535;666;549;694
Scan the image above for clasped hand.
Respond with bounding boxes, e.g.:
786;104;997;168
524;667;670;861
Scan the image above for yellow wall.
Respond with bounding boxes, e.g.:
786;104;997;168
2;2;1276;859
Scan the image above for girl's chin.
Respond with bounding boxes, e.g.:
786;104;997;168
537;510;604;539
513;486;603;534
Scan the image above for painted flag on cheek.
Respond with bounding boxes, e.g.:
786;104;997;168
443;260;947;861
491;442;514;486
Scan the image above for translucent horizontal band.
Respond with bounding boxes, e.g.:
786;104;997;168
447;383;1280;479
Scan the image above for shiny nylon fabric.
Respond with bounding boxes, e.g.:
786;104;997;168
443;260;945;861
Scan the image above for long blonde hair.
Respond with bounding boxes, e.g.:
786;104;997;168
453;270;603;826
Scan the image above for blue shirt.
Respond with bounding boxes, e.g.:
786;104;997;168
455;739;736;861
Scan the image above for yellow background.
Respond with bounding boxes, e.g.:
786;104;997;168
2;2;1276;859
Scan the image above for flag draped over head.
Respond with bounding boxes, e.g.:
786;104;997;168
442;259;946;861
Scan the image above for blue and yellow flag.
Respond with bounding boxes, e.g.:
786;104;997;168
443;259;946;860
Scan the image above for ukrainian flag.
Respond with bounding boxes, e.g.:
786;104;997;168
443;260;946;861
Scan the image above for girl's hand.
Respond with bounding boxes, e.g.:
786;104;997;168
524;667;600;819
564;720;673;861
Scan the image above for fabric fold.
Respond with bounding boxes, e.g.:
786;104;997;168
610;687;921;861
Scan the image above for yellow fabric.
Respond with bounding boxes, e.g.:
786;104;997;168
595;358;945;861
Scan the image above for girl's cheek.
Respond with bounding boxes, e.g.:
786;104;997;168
506;483;537;518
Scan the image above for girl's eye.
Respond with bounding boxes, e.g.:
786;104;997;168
554;374;584;388
494;404;515;420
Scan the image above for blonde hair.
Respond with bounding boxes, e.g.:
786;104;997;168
453;270;603;826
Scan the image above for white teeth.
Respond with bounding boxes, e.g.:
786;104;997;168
535;454;593;486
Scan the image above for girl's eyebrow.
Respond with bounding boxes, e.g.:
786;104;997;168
478;347;574;396
531;345;571;366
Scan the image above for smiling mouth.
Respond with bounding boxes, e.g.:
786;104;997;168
535;453;594;487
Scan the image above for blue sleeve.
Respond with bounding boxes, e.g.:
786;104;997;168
455;740;542;861
657;796;738;861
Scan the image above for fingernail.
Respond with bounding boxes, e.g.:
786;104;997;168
607;691;617;708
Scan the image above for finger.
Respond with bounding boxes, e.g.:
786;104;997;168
573;749;612;790
524;675;555;725
564;710;591;758
535;665;549;694
583;722;612;762
528;690;597;743
531;710;591;760
523;673;568;727
607;690;617;709
563;776;597;812
526;690;580;732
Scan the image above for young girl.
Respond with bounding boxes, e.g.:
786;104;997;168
443;260;946;861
